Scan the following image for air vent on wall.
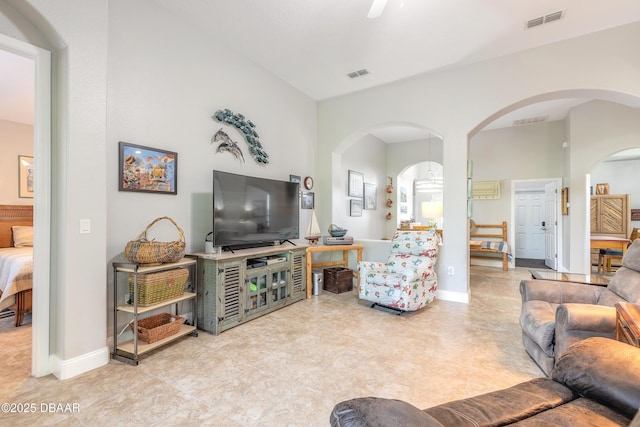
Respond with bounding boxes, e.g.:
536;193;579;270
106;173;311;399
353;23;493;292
526;10;564;29
472;180;501;200
513;115;549;126
348;69;370;79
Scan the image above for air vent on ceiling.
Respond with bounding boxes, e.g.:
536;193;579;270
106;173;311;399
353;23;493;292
526;10;564;29
513;115;549;126
348;69;370;79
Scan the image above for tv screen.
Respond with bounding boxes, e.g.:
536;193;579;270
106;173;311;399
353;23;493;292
213;170;299;249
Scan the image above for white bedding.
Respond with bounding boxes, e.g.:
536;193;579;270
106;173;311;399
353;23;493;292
0;247;33;311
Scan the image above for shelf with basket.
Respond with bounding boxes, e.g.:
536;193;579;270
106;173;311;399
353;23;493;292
111;256;198;365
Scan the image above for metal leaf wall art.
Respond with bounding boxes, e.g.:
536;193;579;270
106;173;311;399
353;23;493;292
211;109;269;165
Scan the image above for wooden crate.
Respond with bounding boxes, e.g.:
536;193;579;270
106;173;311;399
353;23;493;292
324;267;353;294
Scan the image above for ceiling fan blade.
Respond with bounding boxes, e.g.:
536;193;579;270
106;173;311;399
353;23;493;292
367;0;387;18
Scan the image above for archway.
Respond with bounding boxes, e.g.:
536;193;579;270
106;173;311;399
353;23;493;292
329;122;443;240
588;148;640;272
469;91;640;274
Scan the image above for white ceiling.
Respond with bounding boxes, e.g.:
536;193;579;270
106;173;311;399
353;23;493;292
2;1;640;135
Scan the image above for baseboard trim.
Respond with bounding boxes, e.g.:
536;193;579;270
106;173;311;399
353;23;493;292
436;289;470;304
51;346;109;380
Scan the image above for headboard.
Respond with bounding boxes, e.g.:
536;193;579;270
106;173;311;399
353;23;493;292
0;205;34;248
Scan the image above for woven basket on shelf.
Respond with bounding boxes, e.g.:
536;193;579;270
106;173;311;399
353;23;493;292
128;268;188;306
124;216;186;265
131;313;185;344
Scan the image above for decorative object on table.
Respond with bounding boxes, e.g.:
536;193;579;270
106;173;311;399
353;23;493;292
348;170;364;198
130;313;185;344
305;209;321;244
364;183;377;210
301;192;314;209
127;268;188;306
18;155;34;198
350;199;363;217
124;216;186;265
421;201;443;229
595;183;609;195
118;141;177;194
212;108;269;164
303;176;314;190
328;224;348;237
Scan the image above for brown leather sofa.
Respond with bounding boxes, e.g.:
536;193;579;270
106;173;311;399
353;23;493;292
330;337;640;426
520;238;640;376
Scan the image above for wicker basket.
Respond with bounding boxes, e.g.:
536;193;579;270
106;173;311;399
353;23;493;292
131;313;185;344
128;268;188;306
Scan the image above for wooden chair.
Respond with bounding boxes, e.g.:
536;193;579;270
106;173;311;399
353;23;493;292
598;228;639;273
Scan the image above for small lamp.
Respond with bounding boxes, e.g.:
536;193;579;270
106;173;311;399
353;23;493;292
421;201;443;229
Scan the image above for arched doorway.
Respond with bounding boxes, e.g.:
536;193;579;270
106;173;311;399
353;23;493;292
469;93;640;274
329;122;442;240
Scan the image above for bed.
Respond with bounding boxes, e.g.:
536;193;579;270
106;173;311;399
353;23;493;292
0;204;33;326
470;221;511;271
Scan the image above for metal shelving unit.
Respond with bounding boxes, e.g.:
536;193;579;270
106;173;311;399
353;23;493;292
112;256;198;365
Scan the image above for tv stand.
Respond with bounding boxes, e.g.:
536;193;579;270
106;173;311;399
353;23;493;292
195;242;308;335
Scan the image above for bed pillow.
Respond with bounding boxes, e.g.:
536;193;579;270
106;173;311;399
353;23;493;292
12;226;33;247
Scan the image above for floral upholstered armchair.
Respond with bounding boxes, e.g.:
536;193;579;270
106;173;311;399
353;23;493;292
358;229;440;312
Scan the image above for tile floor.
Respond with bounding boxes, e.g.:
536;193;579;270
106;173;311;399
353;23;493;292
0;266;543;426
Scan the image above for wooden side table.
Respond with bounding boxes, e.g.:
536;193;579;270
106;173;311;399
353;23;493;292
305;244;363;298
615;302;640;347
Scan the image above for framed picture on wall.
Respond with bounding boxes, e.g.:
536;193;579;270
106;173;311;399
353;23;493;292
364;183;377;210
348;170;364;198
118;141;178;194
350;199;363;217
18;155;34;198
301;192;314;209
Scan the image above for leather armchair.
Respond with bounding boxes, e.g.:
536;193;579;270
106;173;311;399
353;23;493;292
519;238;640;376
358;229;439;312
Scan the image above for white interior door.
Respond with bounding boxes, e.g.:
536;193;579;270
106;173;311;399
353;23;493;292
544;182;558;270
515;192;545;259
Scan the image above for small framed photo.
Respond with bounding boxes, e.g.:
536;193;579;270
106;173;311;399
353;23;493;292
348;170;364;198
289;174;301;183
301;192;314;209
119;141;177;194
364;183;377;210
595;183;609;195
350;199;363;217
18;155;34;198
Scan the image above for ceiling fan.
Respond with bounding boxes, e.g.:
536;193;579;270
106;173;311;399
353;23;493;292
367;0;387;19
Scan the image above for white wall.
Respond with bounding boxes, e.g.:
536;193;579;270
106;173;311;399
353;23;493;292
470;121;565;224
0;119;33;204
106;0;317;260
319;22;640;301
333;134;386;239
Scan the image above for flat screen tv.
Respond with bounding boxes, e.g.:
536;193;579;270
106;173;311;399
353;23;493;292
213;170;299;249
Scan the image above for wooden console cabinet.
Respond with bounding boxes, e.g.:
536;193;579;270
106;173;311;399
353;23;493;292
195;243;307;335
